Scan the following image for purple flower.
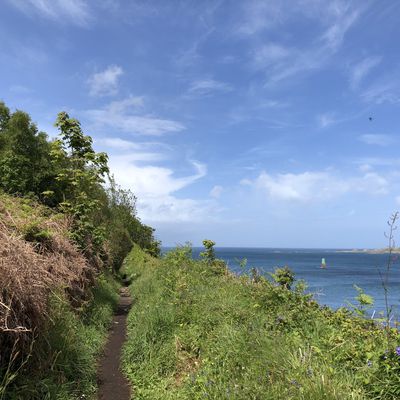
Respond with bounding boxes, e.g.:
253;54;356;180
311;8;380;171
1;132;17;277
396;347;400;356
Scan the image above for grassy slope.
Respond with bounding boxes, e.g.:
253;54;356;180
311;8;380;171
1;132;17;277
0;193;120;400
122;245;400;400
3;275;119;400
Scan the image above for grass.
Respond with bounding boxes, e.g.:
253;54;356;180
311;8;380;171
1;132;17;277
122;244;400;400
0;191;121;399
2;273;120;400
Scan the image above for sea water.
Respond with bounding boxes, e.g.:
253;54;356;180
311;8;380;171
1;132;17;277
163;247;400;320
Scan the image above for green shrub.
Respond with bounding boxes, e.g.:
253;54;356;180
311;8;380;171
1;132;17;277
270;266;295;289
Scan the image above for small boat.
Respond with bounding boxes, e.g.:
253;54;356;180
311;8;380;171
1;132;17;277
320;258;326;269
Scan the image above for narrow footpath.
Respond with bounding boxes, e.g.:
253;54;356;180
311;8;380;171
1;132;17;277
97;287;132;400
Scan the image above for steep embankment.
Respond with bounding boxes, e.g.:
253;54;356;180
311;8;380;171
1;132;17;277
0;193;119;399
121;245;400;400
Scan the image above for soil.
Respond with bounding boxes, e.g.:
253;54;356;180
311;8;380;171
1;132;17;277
97;287;132;400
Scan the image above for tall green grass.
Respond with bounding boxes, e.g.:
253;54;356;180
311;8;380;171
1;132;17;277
122;245;400;399
2;274;119;400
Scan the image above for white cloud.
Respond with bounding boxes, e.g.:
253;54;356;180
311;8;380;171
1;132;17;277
251;171;348;201
243;1;364;86
86;97;185;136
210;185;223;198
8;0;91;26
244;169;389;202
258;100;289;108
108;155;213;222
358;164;372;173
187;79;233;96
95;140;165;162
355;157;400;168
320;7;360;50
357;172;389;194
109;159;206;197
317;113;336;128
95;137;140;151
359;134;394;147
105;96;145;111
361;78;400;104
349;56;382;89
138;196;216;223
237;0;282;36
237;0;362;40
252;43;290;69
9;85;32;94
94;137;175;164
88;65;123;97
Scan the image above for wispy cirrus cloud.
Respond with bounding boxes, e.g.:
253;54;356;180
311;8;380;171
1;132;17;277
349;56;382;90
252;43;290;69
187;78;233;97
242;1;365;85
95;137;140;151
358;134;394;146
88;65;123;97
361;74;400;104
85;96;185;136
317;113;336;128
236;0;282;36
320;6;360;50
8;0;91;26
94;138;169;163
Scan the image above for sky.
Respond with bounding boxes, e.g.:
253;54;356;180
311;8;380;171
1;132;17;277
1;0;400;248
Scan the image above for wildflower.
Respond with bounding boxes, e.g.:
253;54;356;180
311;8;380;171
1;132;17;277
396;347;400;356
367;360;372;367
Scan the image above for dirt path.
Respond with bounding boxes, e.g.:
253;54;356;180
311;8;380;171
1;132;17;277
97;287;132;400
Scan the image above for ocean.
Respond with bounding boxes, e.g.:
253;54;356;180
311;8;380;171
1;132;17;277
163;247;400;319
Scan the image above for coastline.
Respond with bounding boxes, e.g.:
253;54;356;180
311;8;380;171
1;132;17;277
336;248;400;254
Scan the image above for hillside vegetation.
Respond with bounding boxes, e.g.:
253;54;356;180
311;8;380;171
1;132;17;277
0;101;160;399
0;192;120;399
121;244;400;400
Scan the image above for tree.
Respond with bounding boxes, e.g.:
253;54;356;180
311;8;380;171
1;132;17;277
0;109;53;196
200;239;216;263
53;112;109;254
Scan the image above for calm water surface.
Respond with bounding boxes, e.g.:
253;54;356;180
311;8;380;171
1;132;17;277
163;247;400;319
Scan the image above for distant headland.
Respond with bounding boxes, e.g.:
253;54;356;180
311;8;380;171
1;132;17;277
337;248;400;254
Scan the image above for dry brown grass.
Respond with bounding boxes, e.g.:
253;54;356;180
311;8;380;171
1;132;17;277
0;194;96;369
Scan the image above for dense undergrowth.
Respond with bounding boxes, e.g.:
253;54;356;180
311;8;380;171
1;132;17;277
0;194;120;399
3;274;119;399
122;245;400;399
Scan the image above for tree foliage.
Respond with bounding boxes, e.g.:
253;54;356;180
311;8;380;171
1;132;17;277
0;101;160;269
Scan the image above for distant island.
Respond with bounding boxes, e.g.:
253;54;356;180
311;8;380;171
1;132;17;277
337;248;400;254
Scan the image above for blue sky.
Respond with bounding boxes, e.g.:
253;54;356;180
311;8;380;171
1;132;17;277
2;0;400;248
